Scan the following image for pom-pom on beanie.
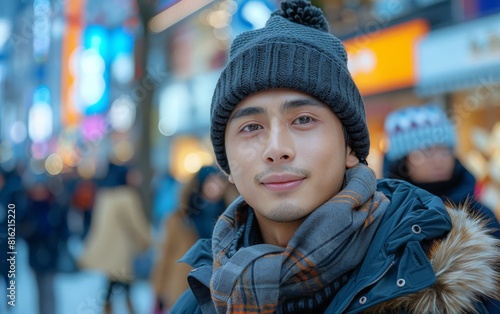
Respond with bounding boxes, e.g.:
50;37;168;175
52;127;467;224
384;104;457;161
210;0;369;174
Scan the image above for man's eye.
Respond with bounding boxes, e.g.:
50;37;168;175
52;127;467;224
293;116;314;125
241;124;262;132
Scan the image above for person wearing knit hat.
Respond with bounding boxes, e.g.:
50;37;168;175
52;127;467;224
383;104;500;313
384;105;456;162
384;104;457;183
172;1;500;313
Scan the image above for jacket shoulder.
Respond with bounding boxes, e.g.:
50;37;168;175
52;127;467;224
179;238;213;269
335;179;499;313
376;178;434;201
365;205;500;314
375;178;452;231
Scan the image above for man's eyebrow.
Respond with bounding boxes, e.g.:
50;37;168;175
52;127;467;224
229;106;265;122
281;97;326;112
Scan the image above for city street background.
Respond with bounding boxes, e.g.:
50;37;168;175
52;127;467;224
1;0;500;313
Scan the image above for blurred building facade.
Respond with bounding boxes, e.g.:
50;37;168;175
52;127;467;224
0;0;141;184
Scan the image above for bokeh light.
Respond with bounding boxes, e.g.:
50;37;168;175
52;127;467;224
10;121;27;143
114;140;135;163
29;86;53;143
108;95;136;132
45;153;64;175
77;158;97;179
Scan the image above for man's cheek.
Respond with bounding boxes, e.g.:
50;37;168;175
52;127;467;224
228;143;260;180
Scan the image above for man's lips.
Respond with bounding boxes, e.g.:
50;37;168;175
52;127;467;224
260;174;305;192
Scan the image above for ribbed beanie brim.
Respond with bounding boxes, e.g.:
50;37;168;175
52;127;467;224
210;1;369;173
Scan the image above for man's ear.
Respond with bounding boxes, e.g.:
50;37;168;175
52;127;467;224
346;146;360;169
228;174;234;184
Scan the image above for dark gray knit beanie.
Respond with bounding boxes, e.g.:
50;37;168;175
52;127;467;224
211;0;369;174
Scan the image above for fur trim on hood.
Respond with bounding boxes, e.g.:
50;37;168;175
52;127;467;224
365;205;500;314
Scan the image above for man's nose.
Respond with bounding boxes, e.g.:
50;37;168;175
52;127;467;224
262;126;295;164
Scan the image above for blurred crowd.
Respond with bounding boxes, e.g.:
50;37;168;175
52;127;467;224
0;158;239;314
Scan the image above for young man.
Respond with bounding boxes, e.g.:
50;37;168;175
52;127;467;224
172;1;499;313
384;104;500;313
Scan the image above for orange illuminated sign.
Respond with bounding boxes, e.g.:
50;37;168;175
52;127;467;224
60;0;84;127
344;19;429;96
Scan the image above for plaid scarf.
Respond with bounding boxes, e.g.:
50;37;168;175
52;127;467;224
210;164;389;313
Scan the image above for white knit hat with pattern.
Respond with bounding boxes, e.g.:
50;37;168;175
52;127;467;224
384;104;456;161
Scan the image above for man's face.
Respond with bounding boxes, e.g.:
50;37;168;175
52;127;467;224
224;89;359;225
407;145;455;183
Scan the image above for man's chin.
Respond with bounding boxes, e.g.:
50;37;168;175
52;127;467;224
260;202;311;223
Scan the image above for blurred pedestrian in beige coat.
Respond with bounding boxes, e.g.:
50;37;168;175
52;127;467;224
79;163;151;314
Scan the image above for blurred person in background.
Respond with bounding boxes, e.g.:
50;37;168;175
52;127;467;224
150;165;238;313
0;166;24;313
51;168;78;274
71;176;98;239
383;104;500;313
78;161;151;314
151;169;181;231
19;174;68;314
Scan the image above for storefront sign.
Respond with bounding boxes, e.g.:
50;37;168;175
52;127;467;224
416;12;500;96
344;19;429;96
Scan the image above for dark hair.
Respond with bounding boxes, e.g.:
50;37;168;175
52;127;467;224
343;126;367;165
